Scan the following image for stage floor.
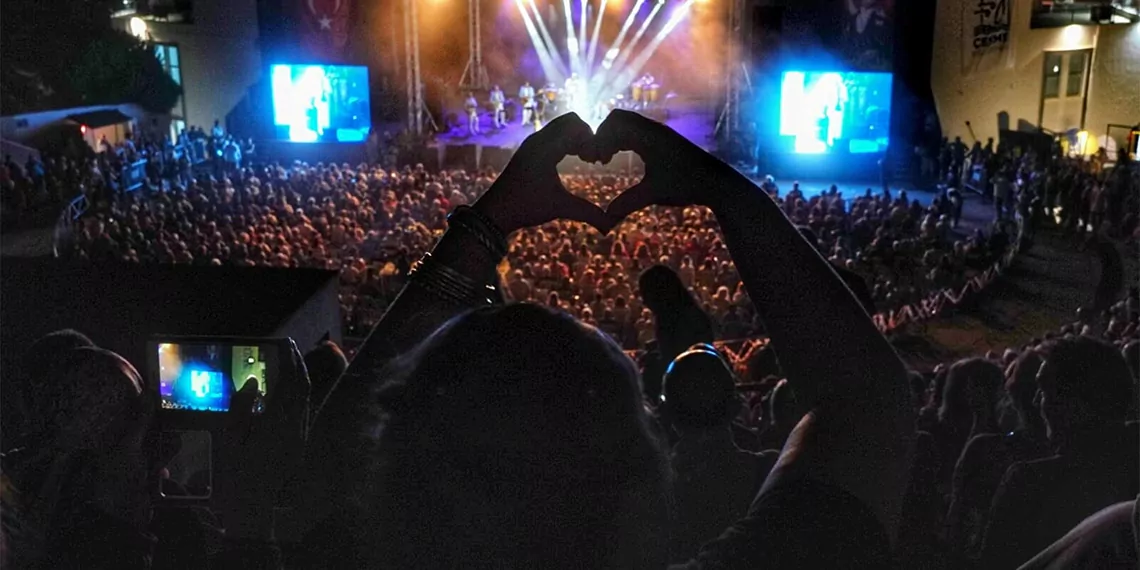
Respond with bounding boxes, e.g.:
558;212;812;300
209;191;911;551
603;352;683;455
432;102;718;151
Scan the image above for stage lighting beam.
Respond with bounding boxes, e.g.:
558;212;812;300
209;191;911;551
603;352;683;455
602;0;663;92
593;0;645;91
607;0;646;59
528;0;570;78
562;0;580;75
517;0;565;82
614;0;693;91
579;0;589;71
586;0;609;72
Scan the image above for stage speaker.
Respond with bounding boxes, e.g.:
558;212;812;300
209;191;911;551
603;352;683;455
444;144;478;171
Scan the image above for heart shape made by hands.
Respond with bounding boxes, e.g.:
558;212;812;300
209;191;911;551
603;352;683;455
476;110;724;237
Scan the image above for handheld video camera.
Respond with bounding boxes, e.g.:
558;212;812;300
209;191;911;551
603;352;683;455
146;335;295;504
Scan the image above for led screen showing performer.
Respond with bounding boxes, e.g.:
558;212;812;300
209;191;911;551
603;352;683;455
157;342;270;412
271;64;371;143
778;71;892;155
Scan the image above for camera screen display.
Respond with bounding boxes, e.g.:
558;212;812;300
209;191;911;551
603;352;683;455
157;342;272;412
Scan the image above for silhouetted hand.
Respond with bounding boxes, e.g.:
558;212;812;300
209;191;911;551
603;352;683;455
473;112;612;234
588;109;736;221
217;340;310;539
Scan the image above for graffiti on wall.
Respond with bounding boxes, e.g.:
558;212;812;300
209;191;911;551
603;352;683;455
971;0;1011;52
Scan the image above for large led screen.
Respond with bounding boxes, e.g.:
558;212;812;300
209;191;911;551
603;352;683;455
778;71;892;154
271;64;370;143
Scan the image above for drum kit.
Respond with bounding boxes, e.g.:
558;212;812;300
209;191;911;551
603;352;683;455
631;74;659;110
517;73;665;123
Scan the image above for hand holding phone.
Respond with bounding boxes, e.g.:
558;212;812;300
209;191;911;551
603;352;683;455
214;338;311;538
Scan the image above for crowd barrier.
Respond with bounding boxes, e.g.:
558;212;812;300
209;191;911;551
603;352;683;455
870;218;1023;334
53;193;89;257
614;218;1026;375
122;159;147;192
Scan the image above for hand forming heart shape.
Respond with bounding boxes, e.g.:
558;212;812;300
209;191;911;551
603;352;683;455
472;110;733;237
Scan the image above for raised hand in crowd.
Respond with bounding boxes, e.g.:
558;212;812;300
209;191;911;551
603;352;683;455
595;109;914;567
296;112;616;548
216;339;310;547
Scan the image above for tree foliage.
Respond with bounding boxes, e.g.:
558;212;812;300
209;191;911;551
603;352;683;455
0;0;181;114
69;32;182;113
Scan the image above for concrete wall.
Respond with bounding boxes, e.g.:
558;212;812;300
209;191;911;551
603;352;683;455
121;0;262;130
930;0;1138;145
1085;23;1140;135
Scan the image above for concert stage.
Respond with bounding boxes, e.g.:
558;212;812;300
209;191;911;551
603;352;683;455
426;100;717;171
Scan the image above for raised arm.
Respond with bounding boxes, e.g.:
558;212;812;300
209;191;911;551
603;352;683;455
599;110;913;540
290;113;609;539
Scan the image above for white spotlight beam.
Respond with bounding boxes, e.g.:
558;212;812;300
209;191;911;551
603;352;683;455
604;0;663;86
606;0;646;61
528;0;570;78
562;0;580;75
615;0;694;88
516;0;564;83
578;0;589;71
586;0;609;73
592;0;646;93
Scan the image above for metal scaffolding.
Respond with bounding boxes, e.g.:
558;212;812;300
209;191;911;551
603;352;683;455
714;0;746;140
404;0;435;135
459;0;490;91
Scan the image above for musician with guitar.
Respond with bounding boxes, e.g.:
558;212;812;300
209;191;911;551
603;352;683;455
518;81;536;126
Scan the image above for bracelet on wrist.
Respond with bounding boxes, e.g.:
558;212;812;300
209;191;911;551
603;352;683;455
408;252;497;306
449;205;508;259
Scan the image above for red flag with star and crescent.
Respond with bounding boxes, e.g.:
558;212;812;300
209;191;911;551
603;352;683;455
299;0;351;59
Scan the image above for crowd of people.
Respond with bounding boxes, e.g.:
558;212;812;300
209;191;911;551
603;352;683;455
0;120;258;231
5;111;1138;569
62;153;1020;349
933;135;1138;241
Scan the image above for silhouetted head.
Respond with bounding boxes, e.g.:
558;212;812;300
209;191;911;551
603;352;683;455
369;304;670;569
659;344;739;431
1005;351;1043;430
939;358;1003;427
1037;336;1134;441
305;340;349;408
21;329;97;432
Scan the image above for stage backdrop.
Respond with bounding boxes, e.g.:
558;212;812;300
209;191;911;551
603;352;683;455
778;0;896;72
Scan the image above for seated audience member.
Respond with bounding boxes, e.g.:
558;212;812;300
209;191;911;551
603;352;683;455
898;358;1003;566
366;304;672;569
1018;500;1138;570
6;329;97;442
930;358;1005;499
638;265;715;404
659;344;778;562
980;336;1139;568
797;227;876;314
303;112;914;569
304;340;349;412
944;351;1052;557
2;346;150;569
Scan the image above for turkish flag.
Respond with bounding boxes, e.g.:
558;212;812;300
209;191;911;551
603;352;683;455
299;0;351;59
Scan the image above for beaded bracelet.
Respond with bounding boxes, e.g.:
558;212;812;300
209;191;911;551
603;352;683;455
448;205;508;259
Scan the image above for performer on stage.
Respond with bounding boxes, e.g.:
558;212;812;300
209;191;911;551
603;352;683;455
518;81;536;126
464;92;480;135
564;73;582;113
542;82;558;120
489;85;506;129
